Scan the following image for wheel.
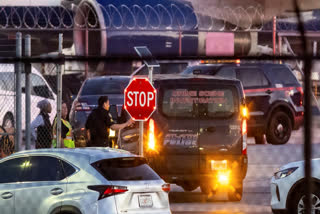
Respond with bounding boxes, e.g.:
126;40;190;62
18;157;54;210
181;181;199;192
228;183;243;201
266;111;292;145
254;134;265;144
2;114;14;129
289;186;320;214
200;183;212;195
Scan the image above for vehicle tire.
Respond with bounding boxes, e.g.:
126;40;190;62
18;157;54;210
181;181;199;192
200;183;211;195
228;183;243;201
289;185;320;214
2;114;14;129
254;134;265;144
266;111;292;145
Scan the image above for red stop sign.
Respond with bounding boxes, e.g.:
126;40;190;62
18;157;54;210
124;77;157;121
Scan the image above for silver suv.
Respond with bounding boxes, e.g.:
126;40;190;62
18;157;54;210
0;148;171;214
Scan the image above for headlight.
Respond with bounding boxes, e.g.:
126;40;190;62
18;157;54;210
274;167;298;180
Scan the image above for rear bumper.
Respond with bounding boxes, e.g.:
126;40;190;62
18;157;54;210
149;155;248;184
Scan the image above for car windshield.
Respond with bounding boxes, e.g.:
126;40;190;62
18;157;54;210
92;157;161;181
161;84;238;118
81;78;129;95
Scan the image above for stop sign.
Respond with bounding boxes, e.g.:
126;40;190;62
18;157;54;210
124;77;157;121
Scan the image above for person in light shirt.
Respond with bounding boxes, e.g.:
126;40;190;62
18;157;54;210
31;99;52;149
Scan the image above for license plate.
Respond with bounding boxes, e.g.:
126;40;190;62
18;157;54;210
138;195;153;208
211;160;227;170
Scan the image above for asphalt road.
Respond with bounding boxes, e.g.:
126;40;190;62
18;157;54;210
170;123;320;214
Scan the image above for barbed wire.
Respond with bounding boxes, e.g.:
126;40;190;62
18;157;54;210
0;4;319;32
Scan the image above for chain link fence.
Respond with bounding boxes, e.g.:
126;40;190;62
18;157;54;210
0;1;319;213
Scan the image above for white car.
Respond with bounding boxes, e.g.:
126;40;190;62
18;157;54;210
0;147;171;214
271;159;320;214
0;64;57;130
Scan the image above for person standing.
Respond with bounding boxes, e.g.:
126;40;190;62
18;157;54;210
52;102;75;148
85;96;134;147
31;99;52;149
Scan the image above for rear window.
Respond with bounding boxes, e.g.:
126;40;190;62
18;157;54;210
81;78;129;95
266;68;298;86
161;85;239;118
92;157;160;181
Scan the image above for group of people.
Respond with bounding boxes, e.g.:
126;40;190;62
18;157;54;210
30;95;133;149
30;99;75;149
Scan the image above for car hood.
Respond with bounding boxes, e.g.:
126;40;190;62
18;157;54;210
279;158;320;171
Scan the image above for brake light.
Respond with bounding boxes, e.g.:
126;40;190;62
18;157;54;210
162;183;170;193
75;101;91;111
148;119;156;151
88;185;128;200
296;87;304;106
241;106;248;118
241;120;247;155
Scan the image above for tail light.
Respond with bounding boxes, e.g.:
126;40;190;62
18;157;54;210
162;183;170;193
241;119;247;155
296;86;304;106
88;185;128;200
74;101;91;111
147;119;156;151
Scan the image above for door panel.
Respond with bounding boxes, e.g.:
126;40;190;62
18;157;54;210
0;157;27;214
237;68;271;128
14;156;67;214
159;85;199;174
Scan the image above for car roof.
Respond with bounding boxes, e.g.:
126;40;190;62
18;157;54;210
153;73;242;84
186;63;290;70
5;147;136;164
86;75;131;82
0;63;42;75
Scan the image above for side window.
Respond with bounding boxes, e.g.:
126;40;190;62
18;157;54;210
237;68;269;88
0;157;28;183
266;68;298;86
0;73;6;90
216;67;236;79
31;74;53;99
60;160;76;177
21;156;65;182
0;72;15;92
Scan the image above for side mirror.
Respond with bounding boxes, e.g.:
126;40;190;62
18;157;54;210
71;95;77;102
109;105;118;122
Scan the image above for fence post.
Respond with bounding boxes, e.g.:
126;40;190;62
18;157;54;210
25;35;32;150
56;34;63;148
14;32;22;152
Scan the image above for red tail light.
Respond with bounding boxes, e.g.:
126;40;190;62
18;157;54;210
74;101;91;111
296;87;304;106
88;185;128;200
162;183;170;193
241;120;247;155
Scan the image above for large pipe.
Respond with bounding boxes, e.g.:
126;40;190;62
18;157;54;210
73;0;252;60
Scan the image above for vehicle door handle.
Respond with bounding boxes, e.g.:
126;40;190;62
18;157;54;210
50;188;64;195
1;192;13;199
265;89;273;94
205;127;216;133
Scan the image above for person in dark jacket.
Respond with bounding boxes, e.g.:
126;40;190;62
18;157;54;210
31;99;52;149
85;96;134;147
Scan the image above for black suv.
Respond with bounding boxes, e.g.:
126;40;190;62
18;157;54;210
141;74;248;201
181;63;304;145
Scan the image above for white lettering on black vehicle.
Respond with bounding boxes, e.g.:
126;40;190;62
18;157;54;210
164;134;198;146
